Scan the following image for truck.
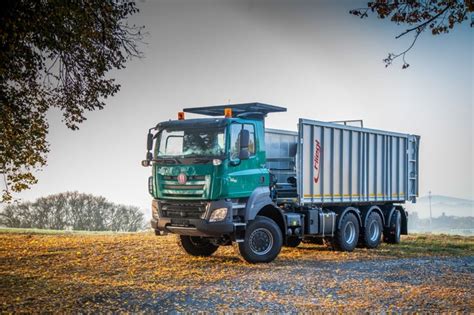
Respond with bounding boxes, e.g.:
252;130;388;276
142;103;420;263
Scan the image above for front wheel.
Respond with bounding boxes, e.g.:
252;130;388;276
177;235;219;256
236;216;283;263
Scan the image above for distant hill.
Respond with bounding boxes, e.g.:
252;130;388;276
406;195;473;218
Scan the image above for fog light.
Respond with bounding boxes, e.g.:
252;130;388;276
209;207;228;222
213;159;222;166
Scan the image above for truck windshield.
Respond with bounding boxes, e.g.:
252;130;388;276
156;127;225;158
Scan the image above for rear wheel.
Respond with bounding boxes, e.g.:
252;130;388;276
360;212;383;248
384;209;401;244
331;212;359;252
178;235;219;256
236;216;283;263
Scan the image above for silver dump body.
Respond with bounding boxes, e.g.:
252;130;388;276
266;119;420;206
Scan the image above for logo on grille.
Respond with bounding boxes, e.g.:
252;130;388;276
177;173;187;184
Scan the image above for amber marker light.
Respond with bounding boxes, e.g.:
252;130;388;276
224;108;232;118
178;112;185;120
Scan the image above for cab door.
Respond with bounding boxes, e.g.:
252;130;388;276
226;122;265;198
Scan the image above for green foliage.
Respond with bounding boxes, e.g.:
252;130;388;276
0;191;145;232
0;0;143;202
350;0;472;68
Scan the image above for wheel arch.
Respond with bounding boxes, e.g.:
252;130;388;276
362;205;385;227
255;205;287;238
244;187;273;221
336;206;362;229
383;205;408;235
396;205;408;235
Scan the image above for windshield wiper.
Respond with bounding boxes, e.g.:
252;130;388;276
192;157;213;164
154;157;182;164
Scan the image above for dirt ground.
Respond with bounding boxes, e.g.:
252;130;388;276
1;231;473;312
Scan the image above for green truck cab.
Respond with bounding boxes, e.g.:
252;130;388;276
143;103;417;263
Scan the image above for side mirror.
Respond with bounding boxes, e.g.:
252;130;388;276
239;129;250;160
147;132;153;151
141;152;153;167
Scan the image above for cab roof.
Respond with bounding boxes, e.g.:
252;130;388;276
183;102;286;117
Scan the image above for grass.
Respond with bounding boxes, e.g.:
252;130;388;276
1;227;472;257
0;227;142;235
0;230;472;312
373;233;474;257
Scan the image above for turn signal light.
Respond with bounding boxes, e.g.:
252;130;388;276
178;112;185;120
224;108;232;118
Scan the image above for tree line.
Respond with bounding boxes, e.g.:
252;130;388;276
0;192;145;232
408;211;474;233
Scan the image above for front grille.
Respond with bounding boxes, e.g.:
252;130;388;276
159;200;208;219
159;174;208;198
162;175;206;181
163;185;205;190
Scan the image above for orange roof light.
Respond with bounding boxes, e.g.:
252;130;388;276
178;112;185;120
224;108;232;118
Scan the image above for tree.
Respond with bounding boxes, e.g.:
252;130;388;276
350;0;473;68
0;191;145;232
0;0;144;202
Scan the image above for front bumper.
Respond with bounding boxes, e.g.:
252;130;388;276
151;199;234;237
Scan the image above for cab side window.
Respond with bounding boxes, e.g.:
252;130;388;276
244;124;256;155
229;124;241;159
229;123;256;159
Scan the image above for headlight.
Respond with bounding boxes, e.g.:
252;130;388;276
148;176;153;195
209;207;228;222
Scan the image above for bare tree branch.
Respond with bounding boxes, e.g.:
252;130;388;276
350;0;471;68
395;4;452;39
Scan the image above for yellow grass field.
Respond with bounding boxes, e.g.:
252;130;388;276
1;230;473;312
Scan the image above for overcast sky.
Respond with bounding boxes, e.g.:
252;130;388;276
10;0;473;215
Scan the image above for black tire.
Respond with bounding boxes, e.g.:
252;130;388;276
384;209;401;244
360;212;383;248
331;212;359;252
177;235;219;256
236;216;283;263
286;237;302;248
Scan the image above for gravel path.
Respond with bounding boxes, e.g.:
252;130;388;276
84;255;474;312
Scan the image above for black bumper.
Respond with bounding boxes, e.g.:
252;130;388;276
151;217;234;237
151;199;234;237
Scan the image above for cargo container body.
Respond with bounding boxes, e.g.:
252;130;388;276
265;120;419;206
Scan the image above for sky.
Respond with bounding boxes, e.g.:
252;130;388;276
8;0;473;216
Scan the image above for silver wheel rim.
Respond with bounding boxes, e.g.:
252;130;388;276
369;220;380;242
344;222;356;244
249;228;274;255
